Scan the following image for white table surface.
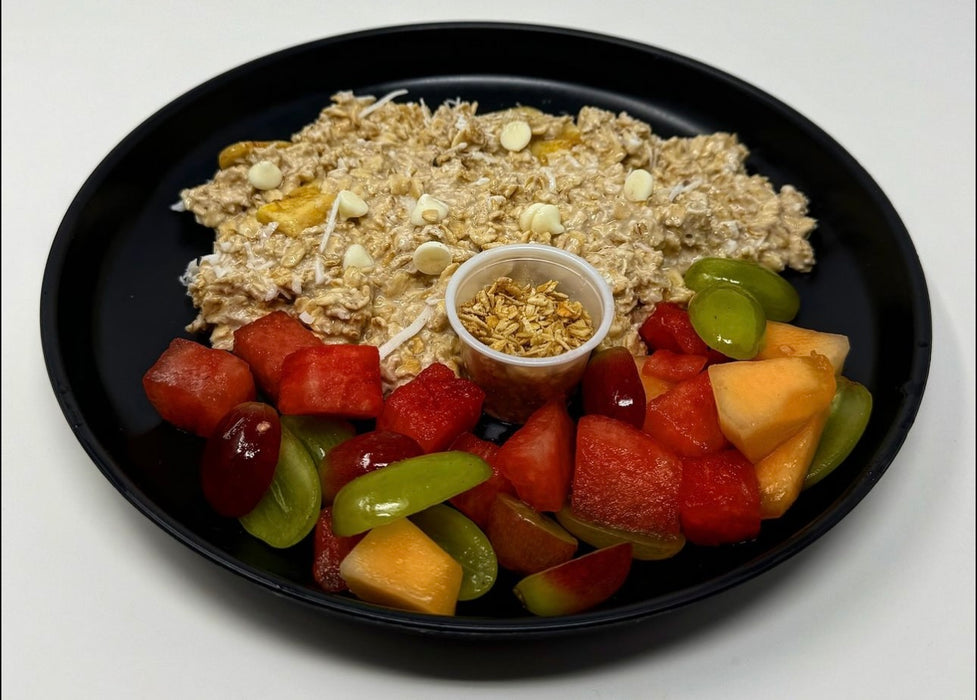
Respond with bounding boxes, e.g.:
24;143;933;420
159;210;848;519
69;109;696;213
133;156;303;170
3;2;974;698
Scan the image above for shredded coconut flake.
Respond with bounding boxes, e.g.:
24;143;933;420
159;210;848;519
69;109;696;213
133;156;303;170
378;304;434;361
299;311;315;325
170;199;186;212
318;196;342;253
358;88;409;118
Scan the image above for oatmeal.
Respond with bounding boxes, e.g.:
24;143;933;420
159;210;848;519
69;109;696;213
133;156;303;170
178;91;815;388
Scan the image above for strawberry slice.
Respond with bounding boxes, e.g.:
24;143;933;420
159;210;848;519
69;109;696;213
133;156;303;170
572;414;683;538
142;338;256;437
232;311;322;400
495;400;575;513
643;371;728;458
277;344;384;419
376;363;485;453
448;432;515;529
679;449;761;546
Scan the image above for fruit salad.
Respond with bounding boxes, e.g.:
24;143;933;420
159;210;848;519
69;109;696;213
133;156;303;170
142;257;871;617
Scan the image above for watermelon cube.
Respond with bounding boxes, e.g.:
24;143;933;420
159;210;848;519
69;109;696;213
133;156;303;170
679;449;761;546
232;311;322;400
277;344;384;419
142;338;256;437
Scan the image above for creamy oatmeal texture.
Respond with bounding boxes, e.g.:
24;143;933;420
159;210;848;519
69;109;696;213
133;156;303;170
179;91;815;388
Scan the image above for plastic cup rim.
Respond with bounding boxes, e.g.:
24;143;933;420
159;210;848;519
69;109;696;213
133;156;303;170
444;244;615;368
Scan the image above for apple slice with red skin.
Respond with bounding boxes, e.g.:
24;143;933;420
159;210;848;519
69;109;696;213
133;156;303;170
486;493;578;575
513;543;633;616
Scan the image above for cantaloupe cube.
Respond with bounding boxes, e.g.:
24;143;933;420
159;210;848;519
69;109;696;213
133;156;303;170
755;321;850;375
339;518;463;616
755;409;830;519
708;354;836;463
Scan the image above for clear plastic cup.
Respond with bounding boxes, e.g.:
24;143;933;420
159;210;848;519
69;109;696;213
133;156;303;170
445;244;615;423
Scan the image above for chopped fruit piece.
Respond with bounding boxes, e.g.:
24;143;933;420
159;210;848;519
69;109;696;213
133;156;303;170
410;504;498;601
277;344;384;419
238;425;321;548
279;414;355;465
756;321;851;375
513;543;632;616
340;517;464;616
708;354;837;463
555;508;685;560
755;409;830;519
638;302;722;359
376;363;485;453
447;433;515;529
643;371;728;458
572;414;683;538
486;493;578;575
200;402;281;518
805;377;873;488
679;449;761;545
232;311;322;400
494;399;575;512
331;452;492;536
640;348;708;383
684;256;801;322
312;507;364;593
256;185;335;236
320;430;424;503
581;347;647;428
634;355;675;400
143;338;256;437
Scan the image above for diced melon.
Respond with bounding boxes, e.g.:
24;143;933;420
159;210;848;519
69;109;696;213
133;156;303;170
755;409;830;519
338;517;463;616
755;321;851;375
633;356;674;401
708;354;836;463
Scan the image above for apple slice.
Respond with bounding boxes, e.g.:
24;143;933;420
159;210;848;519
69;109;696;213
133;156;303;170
708;353;836;463
755;321;850;375
486;493;578;575
755;409;830;518
555;508;685;560
513;543;633;616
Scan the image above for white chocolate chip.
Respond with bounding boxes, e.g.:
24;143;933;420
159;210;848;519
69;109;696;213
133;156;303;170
247;160;283;190
519;202;565;234
500;120;532;152
342;243;375;269
410;194;450;225
623;169;654;202
413;241;452;275
336;189;369;219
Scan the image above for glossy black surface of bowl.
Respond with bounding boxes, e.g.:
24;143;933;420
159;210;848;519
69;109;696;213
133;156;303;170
40;23;930;637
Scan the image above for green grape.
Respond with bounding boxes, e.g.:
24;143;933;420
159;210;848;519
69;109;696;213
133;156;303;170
411;504;498;601
331;451;492;537
805;377;873;488
684;257;800;322
239;425;322;548
688;283;767;360
279;414;355;464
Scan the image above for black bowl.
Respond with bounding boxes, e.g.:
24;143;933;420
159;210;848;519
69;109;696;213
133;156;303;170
40;22;931;638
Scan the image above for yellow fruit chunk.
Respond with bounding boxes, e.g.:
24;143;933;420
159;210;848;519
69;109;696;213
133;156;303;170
338;518;463;616
755;409;830;518
755;321;851;375
256;185;335;236
218;140;290;169
529;123;581;164
708;354;837;463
